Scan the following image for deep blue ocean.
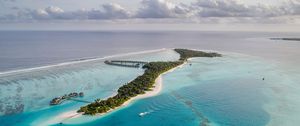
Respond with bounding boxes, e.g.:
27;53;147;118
1;30;299;72
0;31;300;126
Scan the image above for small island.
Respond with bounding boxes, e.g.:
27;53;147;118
270;38;300;41
78;49;221;115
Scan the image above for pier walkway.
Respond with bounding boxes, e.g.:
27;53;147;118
69;98;92;103
104;60;148;68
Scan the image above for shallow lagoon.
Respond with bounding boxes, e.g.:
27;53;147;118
0;49;179;126
1;49;297;126
61;52;274;126
1;30;300;126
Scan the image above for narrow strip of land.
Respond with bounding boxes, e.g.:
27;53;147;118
270;38;300;41
77;48;221;115
104;60;148;68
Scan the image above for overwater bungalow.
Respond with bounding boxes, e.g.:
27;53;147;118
50;97;63;105
50;92;85;105
79;92;84;97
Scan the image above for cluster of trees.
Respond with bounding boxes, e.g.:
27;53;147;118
78;61;183;115
174;49;221;61
281;38;300;41
78;49;221;115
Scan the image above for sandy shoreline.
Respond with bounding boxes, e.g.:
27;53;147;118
118;62;185;108
49;62;185;125
112;62;186;113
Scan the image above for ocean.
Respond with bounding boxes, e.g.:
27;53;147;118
0;31;300;126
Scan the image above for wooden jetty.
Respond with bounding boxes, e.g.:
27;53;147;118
104;60;148;68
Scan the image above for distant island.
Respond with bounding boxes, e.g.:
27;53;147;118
270;38;300;41
78;49;221;115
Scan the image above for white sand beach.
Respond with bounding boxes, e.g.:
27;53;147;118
47;63;185;125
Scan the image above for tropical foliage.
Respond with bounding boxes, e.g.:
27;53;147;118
174;49;221;61
78;49;221;115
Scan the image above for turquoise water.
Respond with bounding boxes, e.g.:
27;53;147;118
61;53;273;126
0;49;180;126
1;49;299;126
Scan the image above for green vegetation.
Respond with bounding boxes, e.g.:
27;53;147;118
270;38;300;41
78;49;221;115
282;38;300;41
174;49;221;61
78;61;182;115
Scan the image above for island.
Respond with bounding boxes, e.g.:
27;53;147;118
78;49;221;115
270;38;300;41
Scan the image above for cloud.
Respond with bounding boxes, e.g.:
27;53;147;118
283;0;300;15
30;6;66;20
1;0;300;24
135;0;190;18
193;0;286;17
87;3;131;19
14;3;132;20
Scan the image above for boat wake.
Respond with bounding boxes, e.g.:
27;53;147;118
139;110;153;117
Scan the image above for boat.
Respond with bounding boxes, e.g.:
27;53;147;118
139;112;149;117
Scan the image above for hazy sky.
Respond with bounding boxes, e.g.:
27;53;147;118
0;0;283;10
0;0;285;15
0;0;299;31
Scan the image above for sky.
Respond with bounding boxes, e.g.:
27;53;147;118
0;0;299;31
0;0;284;13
